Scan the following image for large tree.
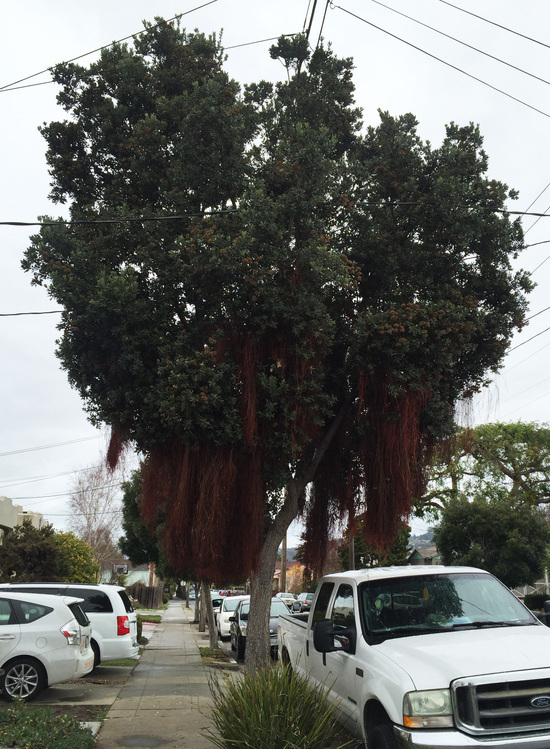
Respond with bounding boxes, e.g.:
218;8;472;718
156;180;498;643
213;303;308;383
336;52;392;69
23;21;530;668
433;495;550;588
419;422;550;516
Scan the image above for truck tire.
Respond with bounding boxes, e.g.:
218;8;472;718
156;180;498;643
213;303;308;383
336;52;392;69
368;723;398;749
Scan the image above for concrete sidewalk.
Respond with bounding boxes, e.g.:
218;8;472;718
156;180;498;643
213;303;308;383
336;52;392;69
95;599;220;749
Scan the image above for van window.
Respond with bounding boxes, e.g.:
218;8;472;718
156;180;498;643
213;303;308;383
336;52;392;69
69;588;113;613
118;590;135;613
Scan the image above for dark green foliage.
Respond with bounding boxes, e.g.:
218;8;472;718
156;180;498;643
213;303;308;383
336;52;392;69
0;521;97;583
0;522;60;582
0;701;94;748
433;495;550;588
337;517;411;570
524;593;549;611
119;470;175;579
206;666;351;749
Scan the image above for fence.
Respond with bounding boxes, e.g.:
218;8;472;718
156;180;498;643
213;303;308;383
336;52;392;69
127;584;164;610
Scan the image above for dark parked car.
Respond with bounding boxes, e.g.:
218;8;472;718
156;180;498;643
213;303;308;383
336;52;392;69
291;592;315;613
230;598;289;660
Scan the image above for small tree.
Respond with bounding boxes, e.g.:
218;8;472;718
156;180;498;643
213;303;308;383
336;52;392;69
0;522;98;582
54;531;99;582
68;462;124;569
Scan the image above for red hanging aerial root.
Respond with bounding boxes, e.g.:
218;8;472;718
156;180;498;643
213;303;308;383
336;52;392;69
140;440;265;581
358;374;430;547
106;429;125;470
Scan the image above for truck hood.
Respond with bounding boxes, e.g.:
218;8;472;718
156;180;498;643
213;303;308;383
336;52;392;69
377;624;550;690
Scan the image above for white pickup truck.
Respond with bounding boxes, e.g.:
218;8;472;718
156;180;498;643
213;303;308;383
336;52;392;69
277;565;550;749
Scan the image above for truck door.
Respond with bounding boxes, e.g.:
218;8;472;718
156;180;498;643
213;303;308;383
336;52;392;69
307;583;360;733
324;583;360;732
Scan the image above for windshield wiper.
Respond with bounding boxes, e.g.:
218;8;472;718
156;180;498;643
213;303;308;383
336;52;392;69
451;620;531;629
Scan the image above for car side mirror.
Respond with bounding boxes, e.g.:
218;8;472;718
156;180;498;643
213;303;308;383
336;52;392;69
228;616;236;622
313;618;356;654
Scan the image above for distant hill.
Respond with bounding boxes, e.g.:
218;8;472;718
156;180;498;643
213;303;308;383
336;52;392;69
409;529;434;550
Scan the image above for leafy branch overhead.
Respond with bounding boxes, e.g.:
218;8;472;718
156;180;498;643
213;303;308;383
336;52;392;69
23;19;531;582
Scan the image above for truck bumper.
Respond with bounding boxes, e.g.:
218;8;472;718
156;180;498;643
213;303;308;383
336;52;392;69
394;726;550;748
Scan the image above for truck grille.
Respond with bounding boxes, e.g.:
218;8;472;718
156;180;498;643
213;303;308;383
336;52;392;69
453;671;550;735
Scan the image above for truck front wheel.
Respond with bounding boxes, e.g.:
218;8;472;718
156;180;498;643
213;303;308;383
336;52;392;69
368;723;397;749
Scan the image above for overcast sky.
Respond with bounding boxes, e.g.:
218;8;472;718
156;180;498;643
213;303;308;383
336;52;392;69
1;0;550;545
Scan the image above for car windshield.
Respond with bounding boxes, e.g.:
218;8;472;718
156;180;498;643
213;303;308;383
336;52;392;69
270;600;291;616
360;572;538;640
224;597;246;612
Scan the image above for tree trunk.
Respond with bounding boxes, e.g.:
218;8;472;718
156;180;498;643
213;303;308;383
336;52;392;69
201;579;218;649
244;407;347;672
193;581;200;623
198;583;206;632
281;534;287;592
244;482;302;671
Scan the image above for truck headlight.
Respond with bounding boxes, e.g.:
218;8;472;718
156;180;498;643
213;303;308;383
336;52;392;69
403;689;454;728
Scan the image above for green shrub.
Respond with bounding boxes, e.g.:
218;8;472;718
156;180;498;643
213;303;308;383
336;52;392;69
0;701;94;748
524;593;549;611
206;665;352;749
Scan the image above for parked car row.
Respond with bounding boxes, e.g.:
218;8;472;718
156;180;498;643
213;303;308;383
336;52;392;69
0;583;140;702
228;597;290;660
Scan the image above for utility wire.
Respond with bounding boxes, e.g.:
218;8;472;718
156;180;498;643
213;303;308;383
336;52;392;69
437;0;550;51
0;436;99;458
331;4;550;120
0;3;219;93
508;325;550;353
0;209;238;227
0;310;61;317
368;0;550;87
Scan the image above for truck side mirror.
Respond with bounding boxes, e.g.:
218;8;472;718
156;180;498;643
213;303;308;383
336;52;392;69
313;618;356;654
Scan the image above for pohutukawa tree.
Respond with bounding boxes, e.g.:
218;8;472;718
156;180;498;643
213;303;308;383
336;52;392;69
23;20;531;668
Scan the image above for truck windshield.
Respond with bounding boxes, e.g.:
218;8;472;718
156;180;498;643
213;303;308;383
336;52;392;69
359;572;538;639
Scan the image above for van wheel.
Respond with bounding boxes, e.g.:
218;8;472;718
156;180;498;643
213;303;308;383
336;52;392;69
368;723;397;749
1;657;46;702
91;641;101;671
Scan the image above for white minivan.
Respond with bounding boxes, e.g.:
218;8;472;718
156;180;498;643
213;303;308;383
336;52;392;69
0;583;139;668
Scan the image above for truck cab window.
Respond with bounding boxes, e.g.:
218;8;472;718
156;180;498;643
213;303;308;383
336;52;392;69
311;582;334;625
332;584;355;629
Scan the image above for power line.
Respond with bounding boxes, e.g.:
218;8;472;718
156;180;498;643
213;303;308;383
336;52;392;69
437;0;550;51
0;3;220;94
508;325;550;353
0;209;238;227
0;436;99;458
331;4;550;120
368;0;550;87
0;310;61;317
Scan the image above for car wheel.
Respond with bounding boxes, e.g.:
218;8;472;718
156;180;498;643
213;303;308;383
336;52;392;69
91;640;101;671
368;723;398;749
236;635;245;660
1;657;46;702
